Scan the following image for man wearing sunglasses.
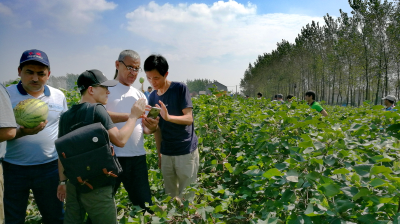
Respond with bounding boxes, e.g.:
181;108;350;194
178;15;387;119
106;50;159;214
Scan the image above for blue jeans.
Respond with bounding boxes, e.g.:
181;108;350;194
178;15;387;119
3;160;64;224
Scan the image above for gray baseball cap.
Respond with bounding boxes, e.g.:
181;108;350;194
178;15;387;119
382;95;397;102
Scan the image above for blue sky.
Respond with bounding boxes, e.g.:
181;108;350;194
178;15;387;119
0;0;353;92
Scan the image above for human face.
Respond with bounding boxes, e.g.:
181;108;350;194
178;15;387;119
384;99;391;107
91;85;110;105
145;69;168;90
115;57;141;86
18;64;50;96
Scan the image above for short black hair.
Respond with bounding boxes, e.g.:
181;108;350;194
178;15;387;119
19;61;50;71
257;92;262;97
148;86;152;89
144;54;169;76
305;90;316;100
287;94;294;100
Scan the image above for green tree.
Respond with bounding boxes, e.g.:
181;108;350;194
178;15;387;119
186;79;212;92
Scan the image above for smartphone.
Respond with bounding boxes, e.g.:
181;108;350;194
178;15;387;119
147;107;161;119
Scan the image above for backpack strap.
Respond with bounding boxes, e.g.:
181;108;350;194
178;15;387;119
83;103;97;124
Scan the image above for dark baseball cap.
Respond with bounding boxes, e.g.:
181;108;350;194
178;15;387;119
20;49;50;67
77;69;119;91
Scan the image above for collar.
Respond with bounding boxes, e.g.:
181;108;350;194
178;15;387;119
17;81;50;96
308;101;315;106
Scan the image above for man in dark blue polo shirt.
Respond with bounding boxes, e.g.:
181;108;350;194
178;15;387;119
144;54;199;200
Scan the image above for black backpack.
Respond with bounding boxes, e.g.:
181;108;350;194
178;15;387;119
55;103;122;193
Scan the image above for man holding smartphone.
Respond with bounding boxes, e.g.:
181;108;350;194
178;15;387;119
145;54;199;201
106;50;159;214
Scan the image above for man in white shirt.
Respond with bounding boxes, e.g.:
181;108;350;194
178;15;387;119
106;50;159;213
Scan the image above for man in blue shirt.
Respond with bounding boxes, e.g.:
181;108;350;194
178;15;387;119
144;86;152;100
145;54;199;200
4;49;66;224
382;95;396;111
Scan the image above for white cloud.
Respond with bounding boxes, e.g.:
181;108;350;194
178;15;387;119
0;2;13;16
1;0;117;33
35;0;117;33
125;0;325;61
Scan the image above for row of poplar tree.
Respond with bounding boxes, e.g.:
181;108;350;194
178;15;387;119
241;0;400;106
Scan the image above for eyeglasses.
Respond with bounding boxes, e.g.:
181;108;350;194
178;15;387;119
119;61;142;73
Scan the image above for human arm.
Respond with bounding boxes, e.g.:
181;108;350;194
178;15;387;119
157;100;193;125
0;84;17;141
0;128;16;142
154;127;162;168
12;121;48;140
57;159;67;202
321;110;328;117
108;111;129;123
108;98;146;147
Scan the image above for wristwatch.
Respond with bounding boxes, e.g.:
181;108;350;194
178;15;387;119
59;180;68;185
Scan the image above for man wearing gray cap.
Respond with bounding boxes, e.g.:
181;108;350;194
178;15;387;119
57;69;147;224
382;95;397;111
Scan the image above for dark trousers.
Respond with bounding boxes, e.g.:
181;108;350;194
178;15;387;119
3;160;64;224
114;155;153;213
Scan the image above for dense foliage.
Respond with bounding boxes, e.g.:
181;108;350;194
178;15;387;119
241;0;400;106
25;92;400;223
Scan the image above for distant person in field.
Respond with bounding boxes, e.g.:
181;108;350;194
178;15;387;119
305;90;328;117
382;95;397;111
57;69;146;224
106;50;158;214
286;94;294;102
0;83;17;224
257;92;262;99
145;54;199;200
276;94;284;104
144;86;153;100
5;49;66;223
273;94;278;101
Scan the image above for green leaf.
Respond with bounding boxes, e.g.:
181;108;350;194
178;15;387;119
224;162;234;173
372;105;384;110
353;188;370;200
353;164;372;177
332;168;350;175
370;178;387;187
274;163;289;171
319;183;340;197
299;140;314;149
286;170;299;182
370;166;392;175
262;168;283;179
280;190;295;203
335;200;355;213
341;187;358;198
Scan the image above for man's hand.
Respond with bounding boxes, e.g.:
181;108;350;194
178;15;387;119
57;184;66;202
130;98;147;119
19;120;48;136
143;116;159;132
157;100;170;122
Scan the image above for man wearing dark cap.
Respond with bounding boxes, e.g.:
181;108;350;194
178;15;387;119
57;69;147;224
4;49;67;223
382;95;397;111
